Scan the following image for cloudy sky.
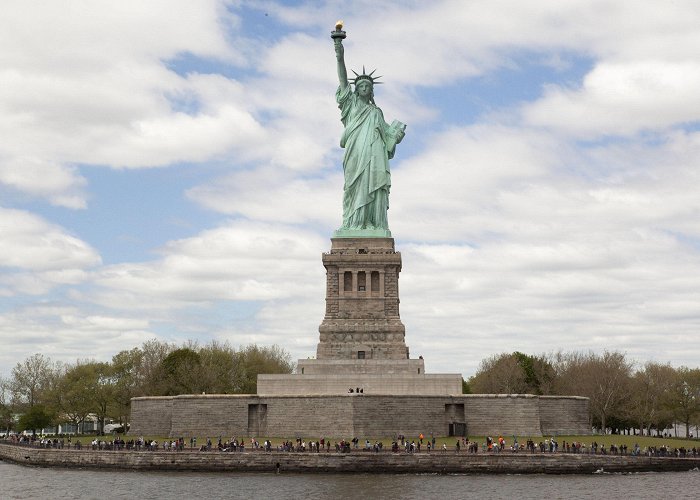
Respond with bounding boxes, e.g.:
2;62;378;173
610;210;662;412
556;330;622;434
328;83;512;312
1;0;699;379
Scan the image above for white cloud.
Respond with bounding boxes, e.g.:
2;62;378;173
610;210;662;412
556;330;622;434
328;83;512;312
88;220;325;311
218;298;322;354
0;0;246;206
0;157;87;209
187;167;341;228
0;208;99;271
523;61;700;137
0;207;101;297
0;304;157;372
0;1;239;71
390;125;560;241
59;314;149;331
0;208;100;295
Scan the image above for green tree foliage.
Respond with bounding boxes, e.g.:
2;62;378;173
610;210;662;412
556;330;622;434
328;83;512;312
669;367;700;438
137;339;176;395
468;352;554;395
513;351;555;394
59;362;98;433
461;378;471;394
52;361;115;434
196;341;239;393
17;404;55;435
111;347;145;427
232;344;294;394
161;348;202;395
142;342;295;395
91;362;115;434
5;341;294;434
111;340;294;397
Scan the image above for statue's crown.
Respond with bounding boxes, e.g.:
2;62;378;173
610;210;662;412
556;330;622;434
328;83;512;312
350;66;383;86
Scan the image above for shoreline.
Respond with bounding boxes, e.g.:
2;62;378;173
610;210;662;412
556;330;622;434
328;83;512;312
2;443;699;474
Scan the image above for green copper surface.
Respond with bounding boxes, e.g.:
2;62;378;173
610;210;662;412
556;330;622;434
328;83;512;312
333;227;392;238
333;27;406;237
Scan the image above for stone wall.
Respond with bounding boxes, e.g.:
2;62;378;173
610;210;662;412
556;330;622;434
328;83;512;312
262;396;355;437
463;394;542;436
539;396;590;435
130;394;590;438
257;374;463;396
2;443;697;474
297;359;425;375
129;396;172;436
169;395;252;437
352;395;450;436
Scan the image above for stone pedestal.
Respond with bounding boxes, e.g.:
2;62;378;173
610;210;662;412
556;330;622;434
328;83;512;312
257;237;463;396
317;237;408;360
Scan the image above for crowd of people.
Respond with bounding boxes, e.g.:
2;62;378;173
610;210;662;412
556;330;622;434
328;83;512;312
2;433;698;458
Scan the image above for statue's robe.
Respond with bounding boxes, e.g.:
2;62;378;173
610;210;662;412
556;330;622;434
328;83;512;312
336;85;397;230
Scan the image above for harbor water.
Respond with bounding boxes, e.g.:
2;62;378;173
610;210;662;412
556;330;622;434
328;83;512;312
1;460;699;499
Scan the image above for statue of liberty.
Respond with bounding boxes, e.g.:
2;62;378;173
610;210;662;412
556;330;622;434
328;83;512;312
332;22;406;237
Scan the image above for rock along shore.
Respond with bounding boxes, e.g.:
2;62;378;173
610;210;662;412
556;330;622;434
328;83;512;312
1;443;698;474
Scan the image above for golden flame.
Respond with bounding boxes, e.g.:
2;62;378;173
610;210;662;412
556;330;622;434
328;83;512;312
335;20;344;31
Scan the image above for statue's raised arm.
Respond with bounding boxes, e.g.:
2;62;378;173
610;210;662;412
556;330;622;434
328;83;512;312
330;22;406;238
332;21;348;90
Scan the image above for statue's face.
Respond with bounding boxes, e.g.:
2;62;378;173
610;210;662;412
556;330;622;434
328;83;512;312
357;81;372;99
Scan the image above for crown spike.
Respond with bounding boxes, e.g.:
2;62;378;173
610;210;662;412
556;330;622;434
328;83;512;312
350;66;385;87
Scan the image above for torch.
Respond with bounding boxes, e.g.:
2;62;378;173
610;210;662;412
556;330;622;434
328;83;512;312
331;20;346;42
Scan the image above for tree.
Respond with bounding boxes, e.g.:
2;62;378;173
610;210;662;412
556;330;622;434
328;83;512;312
161;348;202;395
111;347;144;428
469;353;527;394
513;352;555;395
555;350;632;432
106;339;175;399
468;352;555;395
0;378;15;434
58;363;96;434
626;362;676;435
136;339;175;395
232;344;294;394
669;367;700;438
10;353;56;409
17;404;54;435
91;362;115;434
53;361;116;434
197;341;239;394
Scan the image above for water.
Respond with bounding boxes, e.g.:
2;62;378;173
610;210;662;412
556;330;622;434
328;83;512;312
1;460;698;499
